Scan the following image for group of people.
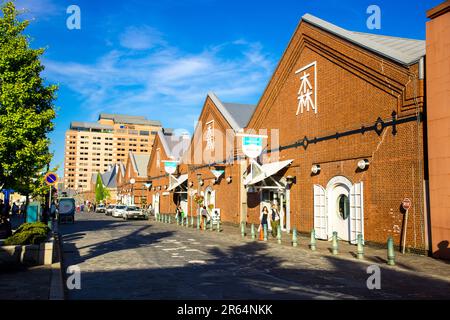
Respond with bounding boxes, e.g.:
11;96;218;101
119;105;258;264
0;199;26;239
0;199;26;218
259;203;281;238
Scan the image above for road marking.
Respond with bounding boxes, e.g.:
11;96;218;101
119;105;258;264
162;246;187;251
185;249;207;254
188;260;206;264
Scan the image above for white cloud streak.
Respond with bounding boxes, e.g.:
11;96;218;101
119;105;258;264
43;25;275;130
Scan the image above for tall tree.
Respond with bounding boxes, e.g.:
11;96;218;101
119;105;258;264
95;173;105;203
0;2;57;196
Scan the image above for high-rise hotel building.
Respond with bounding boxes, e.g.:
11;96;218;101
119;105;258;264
64;113;162;191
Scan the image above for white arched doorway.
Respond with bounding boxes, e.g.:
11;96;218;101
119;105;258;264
326;176;353;242
314;176;364;244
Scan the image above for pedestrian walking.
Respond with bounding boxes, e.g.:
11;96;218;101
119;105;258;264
11;202;19;216
201;206;209;229
19;202;26;216
50;200;57;232
258;206;269;240
270;203;280;237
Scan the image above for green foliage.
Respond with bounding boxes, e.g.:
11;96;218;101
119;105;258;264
0;2;58;194
95;173;105;202
3;222;50;245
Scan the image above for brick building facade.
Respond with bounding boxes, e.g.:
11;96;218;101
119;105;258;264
140;12;440;255
243;14;427;252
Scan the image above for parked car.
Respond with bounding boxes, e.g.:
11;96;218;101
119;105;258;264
122;206;148;220
105;205;116;216
95;204;106;213
112;205;127;218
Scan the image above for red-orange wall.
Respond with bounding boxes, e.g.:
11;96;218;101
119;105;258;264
426;1;450;259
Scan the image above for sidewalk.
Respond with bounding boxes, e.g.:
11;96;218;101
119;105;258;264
0;216;65;300
157;216;450;281
0;264;53;300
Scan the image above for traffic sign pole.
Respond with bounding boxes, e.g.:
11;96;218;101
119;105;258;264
402;208;409;254
401;198;412;254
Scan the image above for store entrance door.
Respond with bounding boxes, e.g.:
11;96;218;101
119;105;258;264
260;189;287;231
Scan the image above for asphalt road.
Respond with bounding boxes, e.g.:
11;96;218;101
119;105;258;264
59;213;450;299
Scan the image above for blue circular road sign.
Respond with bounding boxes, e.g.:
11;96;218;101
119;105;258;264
45;172;58;186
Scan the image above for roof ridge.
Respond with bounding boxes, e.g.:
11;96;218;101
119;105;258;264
351;31;424;42
302;13;425;65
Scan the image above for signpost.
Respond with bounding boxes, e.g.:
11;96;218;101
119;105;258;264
401;198;412;254
237;133;267;226
44;172;58;227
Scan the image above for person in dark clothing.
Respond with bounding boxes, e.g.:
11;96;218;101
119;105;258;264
41;205;49;225
20;203;26;215
0;215;12;239
2;201;11;218
12;202;19;216
0;200;4;218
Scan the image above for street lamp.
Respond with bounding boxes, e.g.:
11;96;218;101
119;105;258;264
130;178;136;205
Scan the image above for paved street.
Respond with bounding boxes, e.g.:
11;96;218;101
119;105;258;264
60;213;450;300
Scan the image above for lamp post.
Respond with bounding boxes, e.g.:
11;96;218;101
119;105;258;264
130;178;136;205
196;173;202;219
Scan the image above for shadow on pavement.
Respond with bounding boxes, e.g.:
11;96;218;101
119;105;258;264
62;238;450;300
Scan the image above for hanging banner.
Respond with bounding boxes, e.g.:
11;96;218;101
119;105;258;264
240;134;266;159
162;160;178;174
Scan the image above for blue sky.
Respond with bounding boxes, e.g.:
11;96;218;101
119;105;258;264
10;0;440;176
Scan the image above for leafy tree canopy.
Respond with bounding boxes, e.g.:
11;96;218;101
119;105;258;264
0;1;57;195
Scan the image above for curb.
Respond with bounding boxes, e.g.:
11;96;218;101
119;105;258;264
49;233;65;300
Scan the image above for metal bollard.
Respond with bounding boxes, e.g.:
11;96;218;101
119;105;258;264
292;228;298;247
387;236;395;266
251;224;256;240
332;231;339;255
191;216;194;228
357;233;364;259
197;216;200;230
310;229;316;251
263;224;268;241
210;220;213;231
186;217;189;228
168;215;171;224
241;222;246;238
217;221;221;233
202;217;206;231
277;224;282;244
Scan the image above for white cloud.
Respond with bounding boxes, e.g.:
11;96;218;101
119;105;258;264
14;0;62;20
119;26;165;50
43;28;275;130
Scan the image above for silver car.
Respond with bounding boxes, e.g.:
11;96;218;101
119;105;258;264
122;206;148;220
106;205;116;216
112;205;127;218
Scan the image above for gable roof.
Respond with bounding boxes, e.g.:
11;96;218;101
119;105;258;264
302;14;425;66
207;92;256;131
101;165;117;188
157;130;190;160
129;153;150;177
